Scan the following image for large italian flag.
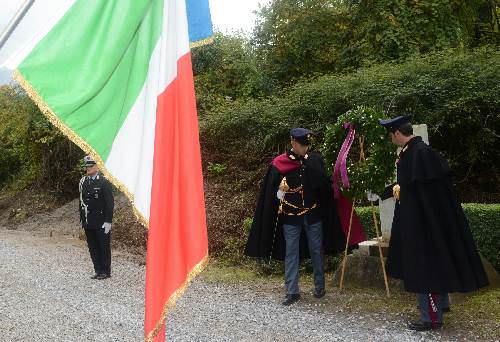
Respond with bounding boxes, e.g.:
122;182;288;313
3;1;211;341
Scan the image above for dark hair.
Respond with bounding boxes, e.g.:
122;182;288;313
291;136;311;146
390;122;413;136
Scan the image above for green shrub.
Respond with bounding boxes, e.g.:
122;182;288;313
355;206;379;241
463;203;500;272
356;203;500;272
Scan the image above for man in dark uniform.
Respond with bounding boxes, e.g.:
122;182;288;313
245;128;346;306
79;156;114;280
379;116;488;331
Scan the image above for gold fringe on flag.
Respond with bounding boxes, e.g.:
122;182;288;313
189;35;214;49
13;69;150;228
145;254;209;342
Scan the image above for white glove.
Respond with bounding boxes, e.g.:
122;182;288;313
102;222;112;234
366;191;380;202
277;189;285;200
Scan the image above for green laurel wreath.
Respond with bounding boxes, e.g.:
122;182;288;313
322;106;397;200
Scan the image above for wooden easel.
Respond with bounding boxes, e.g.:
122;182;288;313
338;135;390;297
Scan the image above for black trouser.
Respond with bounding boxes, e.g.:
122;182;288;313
84;228;111;275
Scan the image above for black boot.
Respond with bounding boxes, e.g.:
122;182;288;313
408;320;443;331
313;289;325;299
282;294;301;306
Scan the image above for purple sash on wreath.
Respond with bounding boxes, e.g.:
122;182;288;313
333;122;356;199
331;122;367;244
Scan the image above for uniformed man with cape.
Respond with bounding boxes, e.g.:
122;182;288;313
245;128;348;305
379;116;488;331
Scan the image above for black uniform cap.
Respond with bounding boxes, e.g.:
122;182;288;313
379;115;412;132
290;127;314;146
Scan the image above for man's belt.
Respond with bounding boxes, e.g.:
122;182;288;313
279;200;317;216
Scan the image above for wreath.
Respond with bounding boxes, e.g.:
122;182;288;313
322;106;397;200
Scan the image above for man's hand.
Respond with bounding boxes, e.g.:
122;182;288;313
102;222;112;234
277;189;285;200
279;177;289;192
393;184;401;200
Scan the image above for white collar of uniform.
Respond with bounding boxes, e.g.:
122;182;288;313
88;173;100;180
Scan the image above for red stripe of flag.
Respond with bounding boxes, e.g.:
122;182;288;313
145;52;208;342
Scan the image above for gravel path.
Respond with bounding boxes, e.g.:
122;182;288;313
0;229;475;341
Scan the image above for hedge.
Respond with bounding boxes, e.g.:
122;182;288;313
356;203;500;272
201;47;500;194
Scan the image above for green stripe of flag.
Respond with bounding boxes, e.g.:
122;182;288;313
19;0;164;160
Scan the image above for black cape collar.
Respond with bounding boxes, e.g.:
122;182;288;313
399;136;422;159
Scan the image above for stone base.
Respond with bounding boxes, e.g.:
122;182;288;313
356;238;389;257
333;254;403;290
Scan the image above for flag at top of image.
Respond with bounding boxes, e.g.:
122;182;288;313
2;1;212;341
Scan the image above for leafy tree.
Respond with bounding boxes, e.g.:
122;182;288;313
0;85;82;196
454;0;500;46
252;0;500;85
252;0;348;84
192;33;266;115
344;0;465;63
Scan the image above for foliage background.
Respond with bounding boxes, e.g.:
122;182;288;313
0;0;498;261
200;47;500;201
0;85;82;197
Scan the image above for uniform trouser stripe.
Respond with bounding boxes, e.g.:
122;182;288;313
418;293;443;326
428;293;439;326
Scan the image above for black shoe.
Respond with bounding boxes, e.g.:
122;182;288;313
408;320;443;331
96;273;110;280
313;289;326;299
282;294;301;306
90;273;99;279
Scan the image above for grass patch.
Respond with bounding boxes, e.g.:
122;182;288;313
440;288;500;340
201;258;283;284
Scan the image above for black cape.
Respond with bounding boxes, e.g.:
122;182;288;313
244;152;345;261
386;136;488;293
